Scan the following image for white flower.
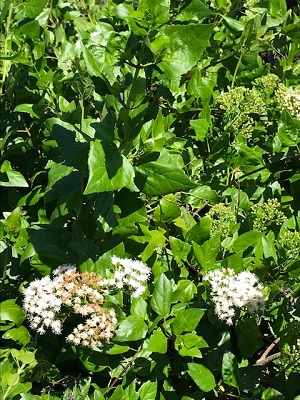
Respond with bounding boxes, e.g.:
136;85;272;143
204;268;264;325
110;256;151;296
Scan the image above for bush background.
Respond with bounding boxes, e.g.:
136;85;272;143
1;0;300;399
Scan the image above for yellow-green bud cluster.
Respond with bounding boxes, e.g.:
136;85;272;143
251;198;286;231
208;203;236;237
217;86;266;139
275;83;300;119
278;230;300;259
244;0;261;7
254;74;280;97
218;87;266;115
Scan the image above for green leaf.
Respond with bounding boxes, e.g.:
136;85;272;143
140;227;166;261
186;216;212;244
0;299;25;327
177;0;212;22
190;119;210;141
2;326;31;345
150;273;172;317
7;372;20;387
18;350;36;365
193;235;221;271
169;237;191;265
237;319;263;360
222;352;240;388
135;151;196;195
188;363;216;392
139;380;157;400
222;15;245;32
267;0;287;18
173;280;197;302
45;118;89;171
14;104;45;119
84;139;135;194
232;231;263;253
262;388;285;400
147;329;167;354
0;160;28;187
152;24;214;77
114;315;148;341
24;0;48;18
153;194;181;222
137;0;169;27
4;207;21;233
171;308;204;335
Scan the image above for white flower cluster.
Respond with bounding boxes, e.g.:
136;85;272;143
203;268;265;325
66;309;117;348
23;258;151;347
110;256;151;297
23;276;63;335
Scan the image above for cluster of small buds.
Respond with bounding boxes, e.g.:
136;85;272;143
218;86;266;116
288;339;300;364
110;256;151;297
244;0;261;7
251;198;286;231
275;83;300;119
23;276;63;335
217;86;266;138
278;230;300;259
208;203;236;238
66;309;118;348
203;268;265;325
254;74;280;97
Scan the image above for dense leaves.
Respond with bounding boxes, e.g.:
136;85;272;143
1;0;300;399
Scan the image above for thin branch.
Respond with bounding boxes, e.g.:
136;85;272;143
256;352;281;366
256;337;281;365
108;347;141;388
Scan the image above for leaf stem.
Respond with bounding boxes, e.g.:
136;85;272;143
231;53;243;88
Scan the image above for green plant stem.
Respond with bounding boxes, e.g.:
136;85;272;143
222;154;300;191
231;53;243;88
0;1;14;96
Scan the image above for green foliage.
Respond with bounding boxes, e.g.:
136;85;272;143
1;0;300;398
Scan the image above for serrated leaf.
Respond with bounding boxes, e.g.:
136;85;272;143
232;231;263;253
45;118;89;171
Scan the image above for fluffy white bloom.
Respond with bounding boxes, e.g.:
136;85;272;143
203;268;264;325
23;276;62;335
110;256;151;297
